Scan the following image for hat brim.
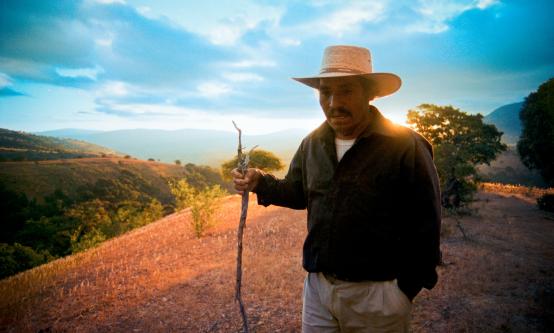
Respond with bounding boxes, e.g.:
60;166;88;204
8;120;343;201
292;72;401;98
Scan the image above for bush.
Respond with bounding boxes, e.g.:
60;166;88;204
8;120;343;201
0;243;52;279
537;193;554;213
169;179;226;238
221;149;284;181
70;227;106;253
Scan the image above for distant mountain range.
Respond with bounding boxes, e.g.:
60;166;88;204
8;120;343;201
484;101;524;144
22;101;524;168
36;128;311;168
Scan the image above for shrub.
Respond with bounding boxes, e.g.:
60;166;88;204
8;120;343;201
169;179;226;238
0;243;52;279
221;149;284;181
70;227;106;253
537;193;554;213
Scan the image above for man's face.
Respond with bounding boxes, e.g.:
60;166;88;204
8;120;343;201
319;76;372;139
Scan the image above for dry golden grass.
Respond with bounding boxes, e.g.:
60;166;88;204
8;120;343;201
1;190;553;332
481;182;554;201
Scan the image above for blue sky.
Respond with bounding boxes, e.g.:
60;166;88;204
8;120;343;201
0;0;553;134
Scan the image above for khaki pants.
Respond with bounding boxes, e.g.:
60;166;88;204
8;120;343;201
302;273;412;333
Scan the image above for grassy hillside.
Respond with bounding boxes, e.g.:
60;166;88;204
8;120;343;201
0;128;118;161
0;157;233;279
1;188;552;332
0;157;232;203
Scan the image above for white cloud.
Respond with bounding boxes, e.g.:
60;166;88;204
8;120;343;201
97;81;132;97
222;72;264;82
279;38;302;46
129;0;284;46
406;0;500;34
101;102;186;115
95;37;113;47
95;0;126;4
285;1;386;39
96;101;322;134
321;2;386;37
197;82;232;97
475;0;500;10
56;65;105;80
229;60;277;68
0;73;12;88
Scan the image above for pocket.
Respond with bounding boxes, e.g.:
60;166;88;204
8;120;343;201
393;279;412;306
381;280;412;317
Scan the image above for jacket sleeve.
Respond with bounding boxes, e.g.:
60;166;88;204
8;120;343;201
253;142;307;210
397;133;442;300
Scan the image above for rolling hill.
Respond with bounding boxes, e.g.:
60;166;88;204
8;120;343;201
0;128;119;161
0;157;232;204
484;102;524;144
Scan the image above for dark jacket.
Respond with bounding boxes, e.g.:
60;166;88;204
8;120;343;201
254;106;442;299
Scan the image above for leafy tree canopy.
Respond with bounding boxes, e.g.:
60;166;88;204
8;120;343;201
407;104;506;208
517;78;554;186
221;149;285;180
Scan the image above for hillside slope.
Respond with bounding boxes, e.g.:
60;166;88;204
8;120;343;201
0;128;118;161
0;157;232;203
484;102;524;144
1;190;552;332
0;158;185;204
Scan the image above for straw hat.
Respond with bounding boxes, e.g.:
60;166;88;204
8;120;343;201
293;45;401;98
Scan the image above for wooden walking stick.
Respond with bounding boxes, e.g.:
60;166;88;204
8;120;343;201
233;121;255;333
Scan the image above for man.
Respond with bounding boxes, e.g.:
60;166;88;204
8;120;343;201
232;45;441;332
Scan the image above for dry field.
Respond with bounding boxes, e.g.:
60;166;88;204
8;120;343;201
1;189;553;332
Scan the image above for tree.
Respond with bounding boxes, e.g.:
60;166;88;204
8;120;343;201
175;159;181;165
517;78;554;186
221;149;285;180
407;104;506;208
169;179;227;238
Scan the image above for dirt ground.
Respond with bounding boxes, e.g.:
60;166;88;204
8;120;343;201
1;190;553;332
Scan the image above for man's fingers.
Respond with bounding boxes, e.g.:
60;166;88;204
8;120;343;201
231;169;244;178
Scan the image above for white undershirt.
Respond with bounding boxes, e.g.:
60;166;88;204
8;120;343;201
335;137;356;162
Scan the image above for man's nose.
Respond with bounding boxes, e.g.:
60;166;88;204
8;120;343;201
329;93;341;108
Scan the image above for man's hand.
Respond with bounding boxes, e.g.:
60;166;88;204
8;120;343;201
231;168;264;194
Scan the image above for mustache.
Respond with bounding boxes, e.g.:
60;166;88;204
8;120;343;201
327;107;352;117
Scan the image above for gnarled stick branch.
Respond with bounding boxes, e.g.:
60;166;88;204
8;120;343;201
233;120;250;333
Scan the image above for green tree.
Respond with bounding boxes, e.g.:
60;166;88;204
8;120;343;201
169;179;226;238
0;243;53;279
65;199;111;252
221;149;285;180
407;104;506;208
517;78;554;186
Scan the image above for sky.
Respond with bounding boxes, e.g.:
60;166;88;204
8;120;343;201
0;0;553;134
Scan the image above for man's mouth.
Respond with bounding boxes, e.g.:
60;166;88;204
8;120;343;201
329;108;351;119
